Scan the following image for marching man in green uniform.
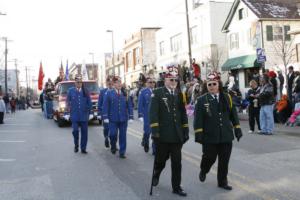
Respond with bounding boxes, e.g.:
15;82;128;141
194;72;243;190
149;64;189;197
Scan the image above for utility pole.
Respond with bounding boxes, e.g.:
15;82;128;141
9;59;20;97
1;37;12;95
25;66;29;99
4;37;8;94
185;0;193;69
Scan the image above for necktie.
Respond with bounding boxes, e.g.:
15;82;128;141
214;95;218;103
118;90;120;96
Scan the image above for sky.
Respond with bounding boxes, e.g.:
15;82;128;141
0;0;183;85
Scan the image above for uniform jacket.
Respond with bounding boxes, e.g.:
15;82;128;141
150;87;189;143
67;87;92;122
194;93;240;144
97;88;109;117
102;89;134;122
138;87;152;121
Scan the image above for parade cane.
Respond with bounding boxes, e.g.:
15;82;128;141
149;152;156;196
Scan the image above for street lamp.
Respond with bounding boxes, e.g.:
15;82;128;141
106;30;115;68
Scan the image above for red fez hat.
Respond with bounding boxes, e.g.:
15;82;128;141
207;71;220;82
165;64;179;78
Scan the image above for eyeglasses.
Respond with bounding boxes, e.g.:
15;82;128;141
207;82;217;87
148;81;155;84
170;79;177;82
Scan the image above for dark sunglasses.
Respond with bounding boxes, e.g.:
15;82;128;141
207;82;217;87
170;79;177;82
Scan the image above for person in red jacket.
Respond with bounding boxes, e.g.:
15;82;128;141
192;58;200;79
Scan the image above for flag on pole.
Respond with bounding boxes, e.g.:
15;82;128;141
60;60;64;74
65;60;69;80
38;61;45;90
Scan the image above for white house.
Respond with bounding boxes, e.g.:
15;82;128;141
155;0;233;80
222;0;300;96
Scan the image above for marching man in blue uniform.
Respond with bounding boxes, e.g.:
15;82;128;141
97;76;114;148
66;74;92;154
102;76;134;158
138;75;155;153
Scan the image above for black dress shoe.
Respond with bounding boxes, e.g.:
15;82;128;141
199;171;206;182
81;150;88;154
74;147;79;153
218;184;233;190
152;172;160;186
119;154;126;159
144;144;149;153
111;148;116;154
173;187;187;197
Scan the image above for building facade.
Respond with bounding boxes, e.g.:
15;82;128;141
155;0;233;80
123;27;160;86
104;52;125;83
222;0;300;96
0;69;19;96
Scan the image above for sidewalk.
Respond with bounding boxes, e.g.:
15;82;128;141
238;113;299;135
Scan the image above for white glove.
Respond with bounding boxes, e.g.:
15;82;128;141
64;114;70;120
89;114;93;120
104;119;109;123
139;117;143;122
97;115;102;120
129;119;134;123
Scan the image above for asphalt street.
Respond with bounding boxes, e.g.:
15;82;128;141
0;109;300;200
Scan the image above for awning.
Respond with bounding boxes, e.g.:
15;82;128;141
221;55;262;71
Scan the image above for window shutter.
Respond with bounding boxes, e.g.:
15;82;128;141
266;25;273;41
284;25;291;41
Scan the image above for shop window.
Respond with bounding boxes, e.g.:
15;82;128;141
244;68;260;87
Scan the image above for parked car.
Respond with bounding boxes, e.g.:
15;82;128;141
52;80;100;127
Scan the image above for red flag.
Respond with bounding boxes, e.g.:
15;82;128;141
38;62;45;90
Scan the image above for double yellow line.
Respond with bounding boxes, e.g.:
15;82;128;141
126;127;295;200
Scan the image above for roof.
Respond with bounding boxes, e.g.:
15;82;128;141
243;0;300;19
222;0;300;32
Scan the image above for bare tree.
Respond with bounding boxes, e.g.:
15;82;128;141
271;22;296;81
206;45;224;72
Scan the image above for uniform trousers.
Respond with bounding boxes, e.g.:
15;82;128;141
109;121;127;155
72;121;88;150
103;123;109;139
143;117;151;144
200;142;232;186
154;142;182;190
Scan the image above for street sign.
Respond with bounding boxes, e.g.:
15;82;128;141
256;48;266;63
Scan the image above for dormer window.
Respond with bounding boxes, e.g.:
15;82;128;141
239;8;244;20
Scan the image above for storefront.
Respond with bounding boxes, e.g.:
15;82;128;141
222;54;262;97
